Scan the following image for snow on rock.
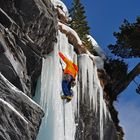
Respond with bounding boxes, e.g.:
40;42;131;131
0;8;18;27
58;22;82;45
0;98;28;124
0;72;42;110
51;0;69;18
56;5;69;23
0;98;31;140
58;22;87;54
94;56;104;69
88;35;107;60
52;0;70;23
86;50;104;69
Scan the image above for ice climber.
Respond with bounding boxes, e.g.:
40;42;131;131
59;52;78;102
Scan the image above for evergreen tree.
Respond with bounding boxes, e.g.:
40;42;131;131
107;17;140;100
108;17;140;58
69;0;93;52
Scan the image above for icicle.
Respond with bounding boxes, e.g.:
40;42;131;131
78;54;99;111
78;53;110;140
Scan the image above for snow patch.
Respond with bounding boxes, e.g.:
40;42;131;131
51;0;69;18
0;72;43;110
58;22;83;46
88;35;106;60
0;98;28;124
0;8;18;26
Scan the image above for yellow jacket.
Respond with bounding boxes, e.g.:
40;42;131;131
59;52;78;79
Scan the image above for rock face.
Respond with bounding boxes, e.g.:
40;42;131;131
0;0;58;139
76;101;118;140
0;0;58;96
0;0;57;55
0;73;44;140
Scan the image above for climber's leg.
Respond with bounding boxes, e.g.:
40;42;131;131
62;74;73;96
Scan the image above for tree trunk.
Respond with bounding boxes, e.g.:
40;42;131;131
112;62;140;100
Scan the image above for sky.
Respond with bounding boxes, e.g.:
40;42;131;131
62;0;140;140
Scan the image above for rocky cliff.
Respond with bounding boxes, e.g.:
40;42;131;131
0;0;122;140
0;0;57;139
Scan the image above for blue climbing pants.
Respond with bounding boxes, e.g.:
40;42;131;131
62;74;74;96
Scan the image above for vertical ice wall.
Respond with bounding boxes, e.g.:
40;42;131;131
34;31;77;140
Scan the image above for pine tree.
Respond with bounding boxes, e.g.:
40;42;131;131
107;17;140;99
108;17;140;58
69;0;93;52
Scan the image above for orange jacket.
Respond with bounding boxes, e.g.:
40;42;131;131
59;52;78;79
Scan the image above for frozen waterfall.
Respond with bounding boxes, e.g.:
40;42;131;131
34;31;76;140
34;31;108;140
